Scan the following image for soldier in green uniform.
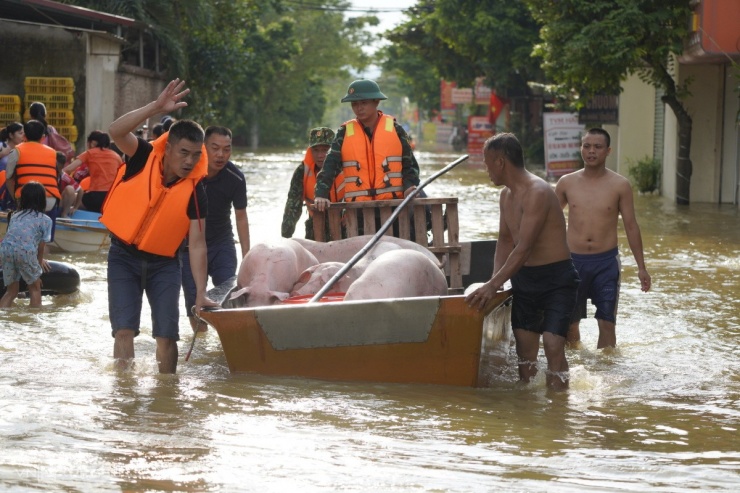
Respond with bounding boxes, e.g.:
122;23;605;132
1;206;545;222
281;127;338;239
313;79;420;212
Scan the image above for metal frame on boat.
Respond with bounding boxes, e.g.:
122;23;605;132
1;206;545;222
199;197;512;387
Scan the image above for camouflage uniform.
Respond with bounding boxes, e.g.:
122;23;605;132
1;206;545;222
315;115;420;200
281;127;335;240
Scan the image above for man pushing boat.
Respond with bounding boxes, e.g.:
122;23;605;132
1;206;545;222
102;79;218;374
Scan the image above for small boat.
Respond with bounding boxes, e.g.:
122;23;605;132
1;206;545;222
0;209;109;253
199;197;514;388
0;260;80;296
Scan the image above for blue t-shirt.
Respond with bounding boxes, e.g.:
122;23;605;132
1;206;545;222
1;210;53;254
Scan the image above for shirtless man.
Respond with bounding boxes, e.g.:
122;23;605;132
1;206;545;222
555;128;651;349
466;133;579;390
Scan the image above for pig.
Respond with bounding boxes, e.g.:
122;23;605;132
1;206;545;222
293;235;443;268
289;242;404;297
343;249;449;301
228;238;318;307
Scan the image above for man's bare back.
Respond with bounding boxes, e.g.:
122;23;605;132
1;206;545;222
502;172;571;267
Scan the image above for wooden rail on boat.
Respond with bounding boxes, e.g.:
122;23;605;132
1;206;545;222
312;197;463;292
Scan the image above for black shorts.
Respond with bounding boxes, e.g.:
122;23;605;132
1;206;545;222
511;259;580;337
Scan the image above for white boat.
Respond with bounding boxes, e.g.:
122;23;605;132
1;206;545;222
0;209;109;253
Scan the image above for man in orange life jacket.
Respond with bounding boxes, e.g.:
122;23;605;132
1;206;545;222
102;79;218;374
4;120;62;245
281;127;343;239
313;79;420;213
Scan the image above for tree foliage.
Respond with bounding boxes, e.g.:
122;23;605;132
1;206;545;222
61;0;377;147
525;0;695;203
387;0;543;95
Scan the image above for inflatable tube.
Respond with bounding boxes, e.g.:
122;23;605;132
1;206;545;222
0;260;80;296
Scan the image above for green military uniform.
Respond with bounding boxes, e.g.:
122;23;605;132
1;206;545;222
281;127;336;239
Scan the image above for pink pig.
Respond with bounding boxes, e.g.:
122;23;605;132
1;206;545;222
229;238;318;307
343;249;448;301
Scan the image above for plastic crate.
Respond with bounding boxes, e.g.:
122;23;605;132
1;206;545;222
24;77;75;91
24;93;75;104
0;95;22;112
1;112;22;125
25;85;75;95
23;109;74;126
24;93;74;110
56;125;78;142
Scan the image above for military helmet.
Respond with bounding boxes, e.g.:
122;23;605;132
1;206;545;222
340;79;387;103
308;127;335;147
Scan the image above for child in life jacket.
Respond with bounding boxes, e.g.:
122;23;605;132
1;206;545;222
0;182;53;308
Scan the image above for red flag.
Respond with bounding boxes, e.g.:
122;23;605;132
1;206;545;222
489;92;505;124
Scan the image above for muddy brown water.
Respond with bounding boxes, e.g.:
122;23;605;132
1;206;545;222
1;150;738;491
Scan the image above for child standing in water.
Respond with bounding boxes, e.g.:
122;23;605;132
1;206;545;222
0;182;53;308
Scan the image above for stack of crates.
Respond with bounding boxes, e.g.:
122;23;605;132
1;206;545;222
0;94;22;126
23;77;77;142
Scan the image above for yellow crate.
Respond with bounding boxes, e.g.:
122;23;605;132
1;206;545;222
25;85;75;95
25;93;75;104
24;77;75;90
0;95;22;112
56;125;78;142
1;112;22;125
23;109;74;126
24;93;74;111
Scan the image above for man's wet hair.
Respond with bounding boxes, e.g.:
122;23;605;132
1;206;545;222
205;126;232;140
584;127;611;147
23;120;46;141
167;119;204;144
484;132;524;168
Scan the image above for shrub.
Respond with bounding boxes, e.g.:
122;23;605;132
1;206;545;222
627;156;661;193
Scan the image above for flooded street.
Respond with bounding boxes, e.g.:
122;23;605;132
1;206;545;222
1;149;739;492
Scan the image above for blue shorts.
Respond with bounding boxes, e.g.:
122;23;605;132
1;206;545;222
180;239;237;314
107;239;182;340
570;248;621;323
511;258;580;337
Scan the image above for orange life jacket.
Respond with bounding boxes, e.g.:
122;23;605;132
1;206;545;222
340;112;403;201
100;134;207;257
13;141;61;200
302;147;344;212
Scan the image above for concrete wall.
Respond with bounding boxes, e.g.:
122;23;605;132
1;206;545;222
0;19;166;149
605;75;656;177
681;63;725;203
0;20;86;148
85;35;121;139
114;65;167;127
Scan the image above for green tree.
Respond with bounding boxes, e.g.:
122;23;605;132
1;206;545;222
62;0;379;148
525;0;693;204
387;0;543;96
379;43;441;120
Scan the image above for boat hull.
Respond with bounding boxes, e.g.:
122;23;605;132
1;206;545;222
199;290;512;387
1;209;109;253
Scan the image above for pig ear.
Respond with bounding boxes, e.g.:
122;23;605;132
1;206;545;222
269;291;290;304
296;270;312;284
230;287;251;300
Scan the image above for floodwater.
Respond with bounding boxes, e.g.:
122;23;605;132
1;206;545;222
1;149;738;492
